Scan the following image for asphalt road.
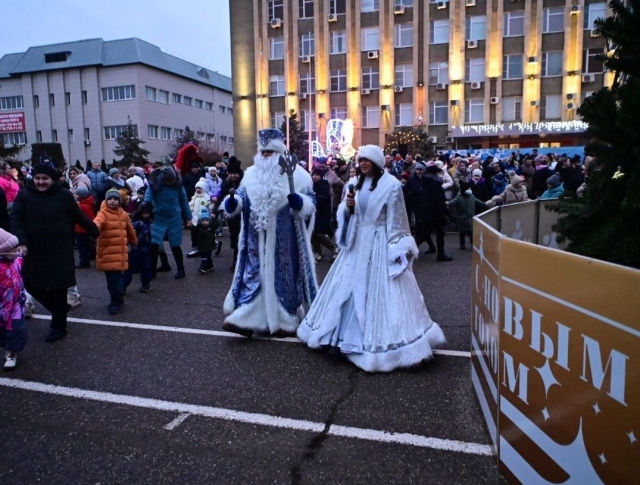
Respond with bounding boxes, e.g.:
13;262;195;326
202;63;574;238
0;230;508;485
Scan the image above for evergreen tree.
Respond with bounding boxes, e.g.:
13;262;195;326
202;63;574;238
168;125;199;159
30;143;65;169
0;141;23;160
279;110;309;162
113;118;150;167
551;0;640;269
384;127;433;158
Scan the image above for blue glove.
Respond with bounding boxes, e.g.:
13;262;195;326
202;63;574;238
287;193;303;211
225;197;238;213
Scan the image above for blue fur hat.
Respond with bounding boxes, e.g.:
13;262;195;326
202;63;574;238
257;129;287;154
199;208;211;222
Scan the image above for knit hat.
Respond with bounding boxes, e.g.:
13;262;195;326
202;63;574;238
109;168;120;177
356;145;385;169
472;169;483;177
414;162;427;171
76;187;90;199
195;177;207;190
199;207;211;221
105;188;122;202
0;228;19;254
510;174;525;185
425;161;442;174
32;163;59;179
546;173;561;188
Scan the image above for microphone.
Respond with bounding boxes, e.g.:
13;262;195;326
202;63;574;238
348;184;355;214
229;188;235;200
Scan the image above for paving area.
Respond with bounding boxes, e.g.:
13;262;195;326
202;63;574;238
0;231;508;485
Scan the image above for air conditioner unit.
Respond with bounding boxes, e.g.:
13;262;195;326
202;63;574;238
361;88;371;95
300;93;308;100
567;102;576;110
467;40;478;49
270;18;282;29
301;55;311;64
582;73;595;83
327;13;337;22
566;93;576;100
83;140;91;146
570;5;581;14
490;96;500;104
436;83;448;91
445;136;455;144
436;1;448;9
466;0;476;6
394;86;404;93
590;29;601;38
530;100;539;107
450;100;460;107
471;81;482;90
367;50;379;60
393;5;405;15
428;136;438;144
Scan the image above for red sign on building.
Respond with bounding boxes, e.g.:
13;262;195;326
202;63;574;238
0;112;26;133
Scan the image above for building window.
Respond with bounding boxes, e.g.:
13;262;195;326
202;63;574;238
161;127;172;140
582;49;605;73
49;94;55;107
220;135;228;144
362;0;379;12
0;96;23;111
104;125;137;140
270;75;285;96
396;0;413;5
395;64;413;88
82;91;88;104
148;125;159;139
229;137;234;145
33;95;39;108
219;105;226;114
195;99;203;108
174;128;184;139
102;85;136;102
0;132;26;145
68;129;74;142
502;97;522;122
206;133;215;142
227;107;233;116
65;92;71;105
270;37;284;60
330;69;347;92
465;15;486;41
300;71;315;95
361;27;380;51
362;67;380;90
52;129;58;142
205;101;213;110
36;131;42;143
330;107;347;120
543;7;564;33
362;106;380;129
542;51;563;77
158;90;169;104
268;0;284;21
146;86;157;101
429;62;449;85
329;0;346;15
184;96;192;106
330;31;347;54
429;101;448;125
465;58;485;83
430;20;449;44
299;0;314;18
84;128;90;142
395;103;413;127
196;131;205;141
395;24;413;48
271;111;286;129
300;33;315;57
584;2;606;30
465;99;484;124
302;110;317;137
503;54;523;79
504;11;524;37
173;93;182;104
541;95;562;120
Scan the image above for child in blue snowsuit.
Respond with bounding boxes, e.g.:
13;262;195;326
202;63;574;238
124;203;154;293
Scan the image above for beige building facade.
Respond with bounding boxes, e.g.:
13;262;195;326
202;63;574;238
230;0;610;161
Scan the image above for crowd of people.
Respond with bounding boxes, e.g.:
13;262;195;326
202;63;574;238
0;141;595;373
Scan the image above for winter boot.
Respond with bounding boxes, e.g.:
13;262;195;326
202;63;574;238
171;246;186;279
157;251;172;272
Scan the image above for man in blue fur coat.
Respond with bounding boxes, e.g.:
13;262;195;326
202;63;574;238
222;129;317;338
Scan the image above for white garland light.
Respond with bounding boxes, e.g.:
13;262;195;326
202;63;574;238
452;121;589;137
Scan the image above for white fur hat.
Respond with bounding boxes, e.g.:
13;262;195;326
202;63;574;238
257;129;287;154
356;145;385;169
195;177;207;190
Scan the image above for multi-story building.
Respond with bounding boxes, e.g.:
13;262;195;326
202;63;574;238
0;38;233;166
230;0;610;162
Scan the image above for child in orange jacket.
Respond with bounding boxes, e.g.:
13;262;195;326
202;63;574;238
94;189;137;315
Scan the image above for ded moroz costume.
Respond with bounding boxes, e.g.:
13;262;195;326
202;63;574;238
221;129;318;337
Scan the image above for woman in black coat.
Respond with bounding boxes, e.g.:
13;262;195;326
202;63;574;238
311;169;338;261
11;164;99;342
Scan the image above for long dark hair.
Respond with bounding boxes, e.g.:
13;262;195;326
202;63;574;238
355;165;384;192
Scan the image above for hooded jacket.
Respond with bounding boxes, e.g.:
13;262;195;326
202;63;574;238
94;201;137;271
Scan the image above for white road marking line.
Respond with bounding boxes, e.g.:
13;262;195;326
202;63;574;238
164;413;190;431
0;377;492;456
31;315;471;358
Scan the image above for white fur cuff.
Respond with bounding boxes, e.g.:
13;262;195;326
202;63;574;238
388;235;419;265
222;194;243;217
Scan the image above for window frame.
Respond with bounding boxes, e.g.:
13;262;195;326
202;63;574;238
269;74;285;97
361;27;380;51
330;31;347;55
395;103;413;127
541;94;562;120
542;51;563;77
542;7;565;34
101;85;136;102
429;101;448;125
430;20;449;45
502;54;524;80
465;58;485;83
501;96;522;122
504;11;525;37
361;67;380;90
395;24;413;48
395;64;414;88
270;37;284;60
300;32;315;57
465;15;487;41
148;125;159;139
584;2;606;30
330;69;347;92
362;105;380;129
299;0;314;18
429;61;449;86
465;98;485;124
268;0;284;21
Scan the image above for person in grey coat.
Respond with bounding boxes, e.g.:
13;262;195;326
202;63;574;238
446;180;487;250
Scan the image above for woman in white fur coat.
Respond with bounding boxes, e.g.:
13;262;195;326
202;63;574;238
297;145;445;372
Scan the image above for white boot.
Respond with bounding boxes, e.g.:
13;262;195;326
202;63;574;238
4;351;17;370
